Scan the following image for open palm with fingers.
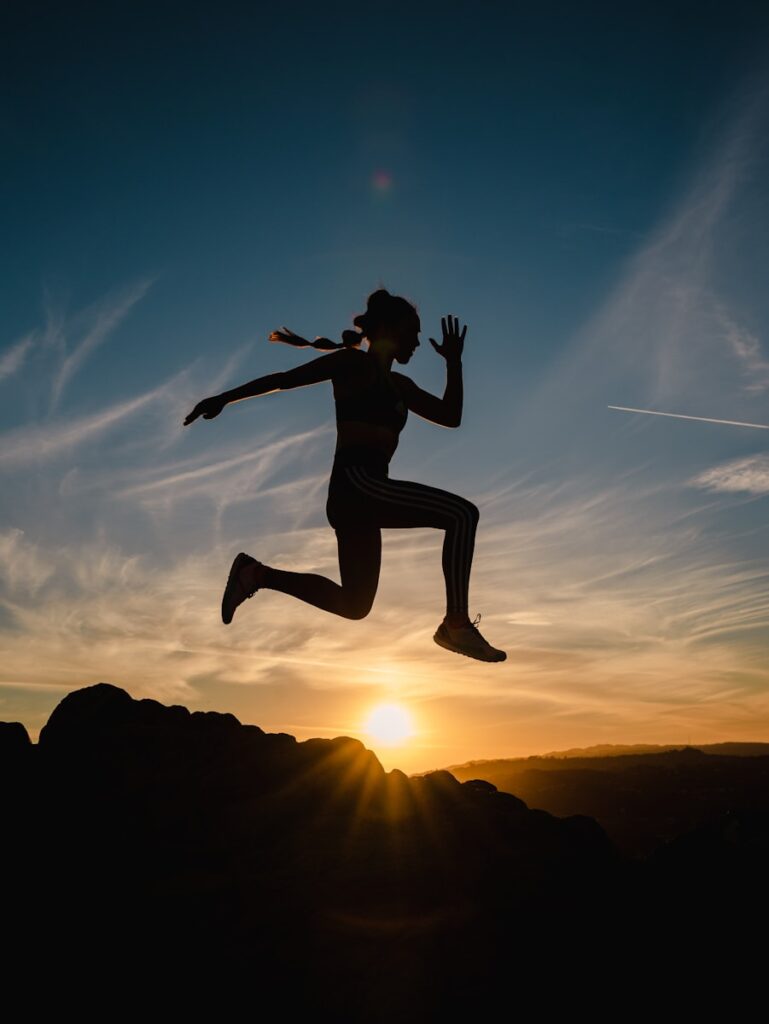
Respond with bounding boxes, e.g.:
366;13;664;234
430;314;466;362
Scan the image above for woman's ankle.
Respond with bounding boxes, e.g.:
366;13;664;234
243;561;270;590
444;612;470;628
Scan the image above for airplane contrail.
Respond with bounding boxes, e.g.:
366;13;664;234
608;406;769;430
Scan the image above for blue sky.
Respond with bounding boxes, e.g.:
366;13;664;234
3;2;769;770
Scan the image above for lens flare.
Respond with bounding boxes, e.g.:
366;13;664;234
371;169;393;194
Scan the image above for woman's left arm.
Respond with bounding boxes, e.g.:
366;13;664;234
395;315;465;428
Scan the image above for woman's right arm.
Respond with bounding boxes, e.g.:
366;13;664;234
183;351;347;426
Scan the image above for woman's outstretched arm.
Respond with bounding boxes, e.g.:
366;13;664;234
183;350;346;426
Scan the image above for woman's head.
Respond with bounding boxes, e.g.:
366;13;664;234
353;289;421;363
267;288;420;359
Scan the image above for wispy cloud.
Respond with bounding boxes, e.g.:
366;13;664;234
0;381;169;466
49;279;154;410
0;528;55;594
156;339;260;452
691;454;769;495
116;427;332;512
529;81;769;427
718;306;769;393
0;335;36;383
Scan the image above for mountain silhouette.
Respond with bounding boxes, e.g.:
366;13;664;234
535;741;769;758
447;748;769;857
3;683;764;1011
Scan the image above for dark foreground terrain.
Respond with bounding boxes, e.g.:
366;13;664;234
3;684;766;1014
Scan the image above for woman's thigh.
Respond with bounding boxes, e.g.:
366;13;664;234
339;465;478;531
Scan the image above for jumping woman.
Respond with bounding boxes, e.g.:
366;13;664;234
183;289;506;662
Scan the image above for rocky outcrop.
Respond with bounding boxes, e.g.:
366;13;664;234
5;682;752;1011
4;685;620;997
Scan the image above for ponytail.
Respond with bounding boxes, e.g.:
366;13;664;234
268;326;363;351
269;287;416;353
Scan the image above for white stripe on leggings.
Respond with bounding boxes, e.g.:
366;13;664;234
347;466;474;612
348;467;472;609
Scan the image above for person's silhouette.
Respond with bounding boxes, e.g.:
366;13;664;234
184;289;505;662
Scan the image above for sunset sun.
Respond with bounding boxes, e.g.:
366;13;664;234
363;703;415;747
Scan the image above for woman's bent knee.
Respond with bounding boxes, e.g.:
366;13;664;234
346;602;373;620
453;497;479;526
343;592;375;620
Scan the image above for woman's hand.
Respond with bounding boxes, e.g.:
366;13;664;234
429;314;467;362
183;395;226;426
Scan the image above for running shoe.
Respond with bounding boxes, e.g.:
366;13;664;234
221;552;266;624
433;613;507;663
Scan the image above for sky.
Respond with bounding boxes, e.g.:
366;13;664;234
3;1;769;772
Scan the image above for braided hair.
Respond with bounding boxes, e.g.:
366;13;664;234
269;289;418;352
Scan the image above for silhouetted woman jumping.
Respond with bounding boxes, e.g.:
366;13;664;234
183;289;506;662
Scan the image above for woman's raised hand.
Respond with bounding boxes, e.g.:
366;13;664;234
183;395;226;426
429;314;467;362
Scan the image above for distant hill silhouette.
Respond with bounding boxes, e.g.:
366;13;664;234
3;684;766;1009
447;747;769;857
535;741;769;758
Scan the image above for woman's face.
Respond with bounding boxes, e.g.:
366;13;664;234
392;314;421;363
369;312;420;363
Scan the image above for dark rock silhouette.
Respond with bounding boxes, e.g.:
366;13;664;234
2;684;763;1011
0;720;31;762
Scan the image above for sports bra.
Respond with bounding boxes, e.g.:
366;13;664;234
335;356;409;434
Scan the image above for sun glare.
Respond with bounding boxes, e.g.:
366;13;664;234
364;703;414;747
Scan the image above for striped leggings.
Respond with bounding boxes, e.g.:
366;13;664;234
263;453;479;619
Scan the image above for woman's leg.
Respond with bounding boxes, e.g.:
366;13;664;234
339;467;505;660
236;463;478;622
237;464;503;659
260;526;382;619
342;466;480;621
